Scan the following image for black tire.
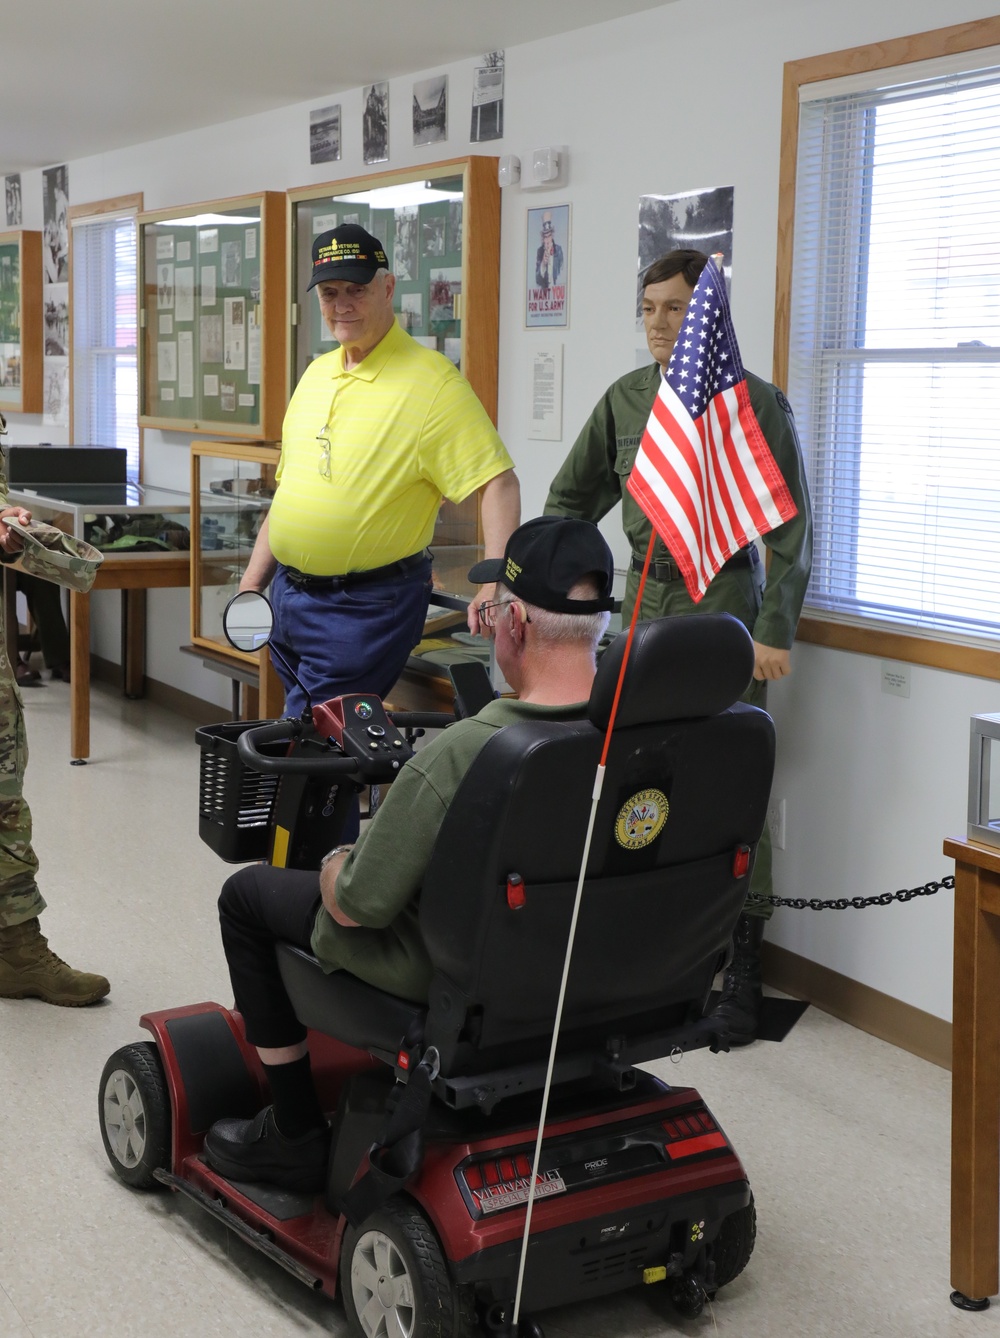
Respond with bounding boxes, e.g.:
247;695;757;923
710;1194;756;1290
340;1196;473;1338
99;1042;172;1190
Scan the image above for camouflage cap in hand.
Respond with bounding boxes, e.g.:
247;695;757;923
4;518;104;594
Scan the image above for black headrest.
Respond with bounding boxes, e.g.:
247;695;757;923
588;613;755;729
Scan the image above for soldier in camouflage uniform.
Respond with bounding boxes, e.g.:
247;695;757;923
0;415;109;1005
545;250;812;1046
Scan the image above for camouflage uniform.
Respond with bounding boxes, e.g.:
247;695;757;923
0;644;46;929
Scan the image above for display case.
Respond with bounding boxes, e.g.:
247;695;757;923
138;194;286;439
0;230;42;414
287;156;499;549
190;440;279;663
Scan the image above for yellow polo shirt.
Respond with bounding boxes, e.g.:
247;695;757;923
268;320;513;574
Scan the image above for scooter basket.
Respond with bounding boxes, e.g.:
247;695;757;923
196;720;286;862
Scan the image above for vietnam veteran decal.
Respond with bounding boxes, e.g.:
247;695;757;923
615;788;669;850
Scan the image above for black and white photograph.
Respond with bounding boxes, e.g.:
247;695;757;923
429;267;461;324
42;355;68;426
446;200;463;254
399;291;423;332
43;285;68;356
4;175;22;228
363;82;389;164
221;240;242;288
636;185;734;323
393;206;418;281
421;215;445;258
413;75;447;146
42;164;69;284
157;263;174;310
470;51;504;142
310;103;342;165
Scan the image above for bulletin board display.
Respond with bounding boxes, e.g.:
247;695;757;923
138;193;286;440
0;231;42;414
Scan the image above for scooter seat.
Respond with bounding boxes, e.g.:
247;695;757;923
276;942;425;1062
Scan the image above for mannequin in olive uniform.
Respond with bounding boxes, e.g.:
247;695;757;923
0;424;109;1005
545;249;812;1044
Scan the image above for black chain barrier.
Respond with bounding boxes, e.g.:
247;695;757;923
746;874;954;912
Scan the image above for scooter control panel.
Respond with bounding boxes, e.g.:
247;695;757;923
311;694;414;780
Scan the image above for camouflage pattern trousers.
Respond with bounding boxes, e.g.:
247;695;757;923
0;647;45;929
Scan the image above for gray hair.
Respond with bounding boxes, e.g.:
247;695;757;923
498;578;610;650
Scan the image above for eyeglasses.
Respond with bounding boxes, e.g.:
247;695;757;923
316;431;332;480
479;597;530;629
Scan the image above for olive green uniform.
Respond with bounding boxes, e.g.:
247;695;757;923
0;452;47;929
544;363;812;916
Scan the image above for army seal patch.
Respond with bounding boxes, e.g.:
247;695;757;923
615;788;669;850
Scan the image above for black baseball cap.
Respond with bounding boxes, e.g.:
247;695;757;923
306;224;389;291
468;516;615;614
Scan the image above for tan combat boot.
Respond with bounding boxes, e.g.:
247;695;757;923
0;918;110;1006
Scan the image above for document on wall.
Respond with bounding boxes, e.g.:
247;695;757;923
175;267;195;323
247;304;261;386
201;264;217;308
177;330;194;399
223;297;245;371
526;345;563;440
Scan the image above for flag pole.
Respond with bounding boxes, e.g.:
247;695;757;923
511;530;657;1329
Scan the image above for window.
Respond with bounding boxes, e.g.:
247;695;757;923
71;210;139;480
777;19;1000;671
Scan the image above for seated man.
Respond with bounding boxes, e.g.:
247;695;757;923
205;516;615;1192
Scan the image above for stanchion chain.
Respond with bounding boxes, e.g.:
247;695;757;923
746;874;954;912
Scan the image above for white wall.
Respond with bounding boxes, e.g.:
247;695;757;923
7;0;1000;1011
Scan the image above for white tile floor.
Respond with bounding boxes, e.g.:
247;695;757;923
0;679;991;1337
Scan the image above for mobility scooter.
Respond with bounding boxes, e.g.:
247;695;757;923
98;598;773;1336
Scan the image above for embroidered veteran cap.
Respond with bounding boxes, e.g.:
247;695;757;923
306;224;389;291
468;516;615;614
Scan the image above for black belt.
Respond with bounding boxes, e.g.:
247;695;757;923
631;545;759;584
283;549;430;590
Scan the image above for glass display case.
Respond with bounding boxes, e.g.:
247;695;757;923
138;193;286;440
190;441;278;663
287;157;499;551
0;230;42;414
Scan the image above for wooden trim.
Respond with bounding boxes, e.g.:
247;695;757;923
796;616;1000;680
761;939;952;1069
68;193;143;223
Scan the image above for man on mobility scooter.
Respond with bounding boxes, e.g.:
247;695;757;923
100;515;773;1335
205;516;616;1192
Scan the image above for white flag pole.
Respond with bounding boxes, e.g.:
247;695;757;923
511;532;657;1329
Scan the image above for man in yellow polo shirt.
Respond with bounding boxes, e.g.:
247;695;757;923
240;222;519;721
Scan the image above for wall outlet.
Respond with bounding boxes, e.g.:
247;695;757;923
766;797;787;850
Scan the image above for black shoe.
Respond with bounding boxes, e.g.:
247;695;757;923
709;913;766;1047
203;1105;330;1193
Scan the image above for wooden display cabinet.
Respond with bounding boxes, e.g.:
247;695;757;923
0;230;42;415
139;194;286;439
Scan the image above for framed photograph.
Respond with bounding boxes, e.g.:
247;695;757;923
636;186;733;324
413;75;447;146
42;165;69;284
363;82;389;164
310;103;342;165
525;203;570;329
0;230;42;413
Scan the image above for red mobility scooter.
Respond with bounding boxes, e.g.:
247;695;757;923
98;599;773;1336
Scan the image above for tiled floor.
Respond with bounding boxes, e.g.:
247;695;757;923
0;679;989;1337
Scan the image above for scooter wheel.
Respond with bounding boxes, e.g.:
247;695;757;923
99;1042;171;1190
340;1196;474;1338
711;1194;757;1290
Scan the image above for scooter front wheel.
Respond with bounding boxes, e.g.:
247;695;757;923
99;1042;171;1190
340;1196;474;1338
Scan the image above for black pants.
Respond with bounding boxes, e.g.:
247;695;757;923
218;865;323;1049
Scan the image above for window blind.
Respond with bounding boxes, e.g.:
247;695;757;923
788;63;1000;645
71;214;139;480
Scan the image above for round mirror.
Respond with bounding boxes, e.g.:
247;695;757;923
223;590;274;652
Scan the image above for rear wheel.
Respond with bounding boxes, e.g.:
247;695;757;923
710;1194;756;1290
340;1196;472;1338
99;1042;171;1190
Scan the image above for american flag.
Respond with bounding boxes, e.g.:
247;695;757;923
626;257;797;602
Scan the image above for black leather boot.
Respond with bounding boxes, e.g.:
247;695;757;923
710;913;766;1046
